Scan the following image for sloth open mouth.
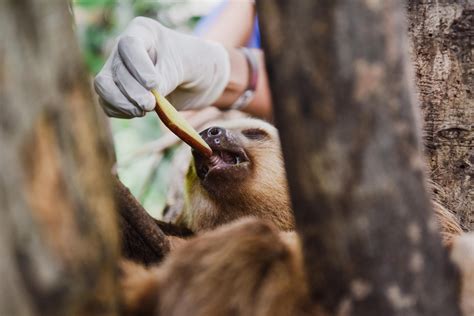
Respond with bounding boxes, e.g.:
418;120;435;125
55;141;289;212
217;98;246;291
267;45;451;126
193;126;251;182
193;148;249;180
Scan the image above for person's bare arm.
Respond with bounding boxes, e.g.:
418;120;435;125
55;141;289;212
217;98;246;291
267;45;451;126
201;0;255;47
199;1;273;120
213;48;273;120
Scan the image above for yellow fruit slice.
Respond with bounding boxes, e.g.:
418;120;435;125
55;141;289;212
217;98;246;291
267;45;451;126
152;89;213;157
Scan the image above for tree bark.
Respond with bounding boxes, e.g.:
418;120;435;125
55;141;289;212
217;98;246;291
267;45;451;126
257;1;460;315
407;1;473;231
0;1;119;315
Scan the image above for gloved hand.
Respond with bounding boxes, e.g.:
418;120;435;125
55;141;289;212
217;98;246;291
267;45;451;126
94;17;230;118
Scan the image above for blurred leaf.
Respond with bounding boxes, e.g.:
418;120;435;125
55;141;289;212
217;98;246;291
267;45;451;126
73;0;215;218
142;147;177;217
74;0;117;8
83;50;105;74
132;0;164;17
187;15;201;29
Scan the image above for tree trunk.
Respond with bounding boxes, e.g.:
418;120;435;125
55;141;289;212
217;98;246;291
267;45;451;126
0;1;119;315
257;1;460;315
407;1;473;231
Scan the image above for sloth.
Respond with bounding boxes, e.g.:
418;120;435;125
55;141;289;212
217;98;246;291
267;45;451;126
121;218;310;316
121;118;470;316
174;118;294;232
172;117;461;244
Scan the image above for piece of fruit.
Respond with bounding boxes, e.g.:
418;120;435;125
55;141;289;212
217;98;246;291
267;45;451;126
152;89;212;157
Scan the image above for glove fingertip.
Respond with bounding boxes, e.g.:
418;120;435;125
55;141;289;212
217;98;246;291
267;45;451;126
141;75;158;90
93;74;107;95
135;108;146;117
154;76;174;98
141;92;156;111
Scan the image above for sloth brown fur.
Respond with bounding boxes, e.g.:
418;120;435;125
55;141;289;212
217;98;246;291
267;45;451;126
175;118;294;232
121;218;310;316
121;118;468;316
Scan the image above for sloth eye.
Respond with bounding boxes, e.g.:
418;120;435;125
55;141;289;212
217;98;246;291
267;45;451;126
242;128;268;140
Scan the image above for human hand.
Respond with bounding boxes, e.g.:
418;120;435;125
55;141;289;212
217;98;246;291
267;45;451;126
94;17;230;118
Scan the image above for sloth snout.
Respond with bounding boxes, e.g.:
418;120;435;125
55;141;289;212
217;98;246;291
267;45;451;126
200;127;226;146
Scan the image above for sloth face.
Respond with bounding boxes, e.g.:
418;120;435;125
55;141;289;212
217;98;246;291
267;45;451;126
191;118;283;198
193;126;251;183
183;118;293;231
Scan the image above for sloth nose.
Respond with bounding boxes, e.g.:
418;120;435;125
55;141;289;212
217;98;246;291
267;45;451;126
200;127;226;145
207;127;223;137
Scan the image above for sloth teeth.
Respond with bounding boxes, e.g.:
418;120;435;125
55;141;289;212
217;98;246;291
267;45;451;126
219;151;238;165
209;155;221;165
205;150;245;171
196;149;248;179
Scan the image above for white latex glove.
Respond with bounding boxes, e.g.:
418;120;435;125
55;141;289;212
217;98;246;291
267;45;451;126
94;17;230;118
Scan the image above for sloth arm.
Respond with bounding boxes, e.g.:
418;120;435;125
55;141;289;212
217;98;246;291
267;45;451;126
120;218;309;316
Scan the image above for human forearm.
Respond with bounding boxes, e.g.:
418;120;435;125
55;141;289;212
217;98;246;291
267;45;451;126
213;48;273;120
201;0;255;47
94;17;272;120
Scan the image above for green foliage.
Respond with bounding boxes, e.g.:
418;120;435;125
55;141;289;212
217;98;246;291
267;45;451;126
73;0;210;218
82;24;113;74
74;0;117;9
133;0;163;17
112;114;171;217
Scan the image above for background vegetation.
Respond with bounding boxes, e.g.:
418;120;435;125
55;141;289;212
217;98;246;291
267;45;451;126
73;0;218;216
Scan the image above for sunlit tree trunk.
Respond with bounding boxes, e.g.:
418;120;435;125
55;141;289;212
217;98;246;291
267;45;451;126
407;1;473;231
0;1;119;315
258;1;461;315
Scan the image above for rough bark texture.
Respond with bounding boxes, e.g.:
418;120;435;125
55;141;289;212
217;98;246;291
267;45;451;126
407;1;473;231
257;1;460;315
0;1;119;315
